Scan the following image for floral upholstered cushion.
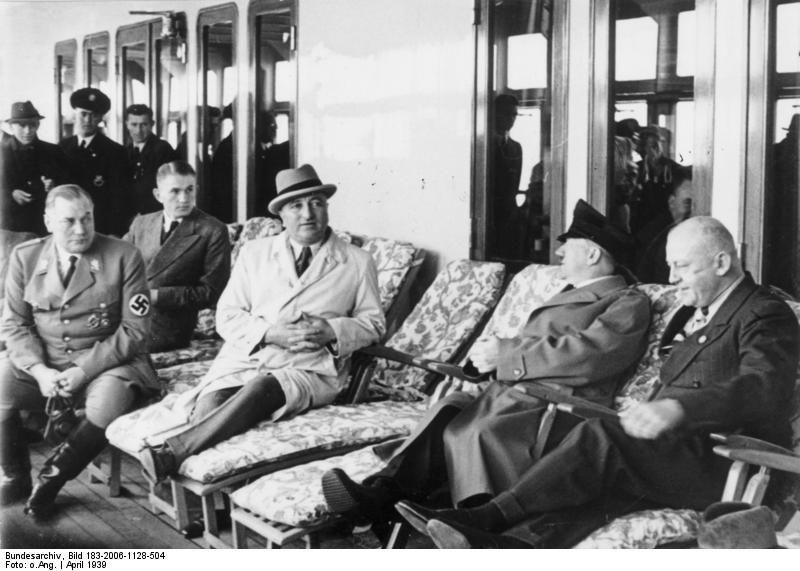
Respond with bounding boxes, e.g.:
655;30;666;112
574;508;701;549
361;237;417;312
227;222;243;246
230;217;283;265
157;359;214;395
178;400;427;483
231;446;388;527
106;393;184;455
613;284;679;410
430;264;565;401
150;339;223;369
367;260;506;402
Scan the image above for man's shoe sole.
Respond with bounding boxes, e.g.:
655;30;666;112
321;469;361;514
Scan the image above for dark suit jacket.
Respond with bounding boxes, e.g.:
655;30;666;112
255;140;289;217
655;274;799;446
60;133;135;237
126;135;176;215
1;137;70;235
123;208;231;352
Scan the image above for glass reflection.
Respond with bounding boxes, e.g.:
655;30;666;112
254;11;294;218
614;0;695;283
488;0;552;263
158;36;187;154
57;44;76;139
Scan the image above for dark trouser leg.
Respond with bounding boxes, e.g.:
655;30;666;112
165;375;286;466
492;418;729;527
366;398;466;502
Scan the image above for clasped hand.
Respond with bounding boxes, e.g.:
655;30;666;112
619;399;685;440
265;313;336;353
32;365;87;397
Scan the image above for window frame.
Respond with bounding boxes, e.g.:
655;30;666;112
248;0;298;218
54;39;78;140
83;31;110;90
116;19;161;143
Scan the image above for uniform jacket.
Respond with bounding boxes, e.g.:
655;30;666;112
0;233;158;391
173;230;385;419
655;274;799;446
497;275;652;406
125;134;176;215
123;208;231;352
60;133;135;237
0;137;70;235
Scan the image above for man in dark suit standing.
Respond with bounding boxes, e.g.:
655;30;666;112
397;217;799;548
254;111;289;218
124;104;176;216
59;88;135;237
1;101;70;235
124;160;231;352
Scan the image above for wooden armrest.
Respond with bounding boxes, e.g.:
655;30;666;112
357;345;486;382
713;445;800;475
710;433;796;456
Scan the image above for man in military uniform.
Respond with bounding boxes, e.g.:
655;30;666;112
0;184;158;517
124;104;177;215
1;101;70;235
59;88;135;237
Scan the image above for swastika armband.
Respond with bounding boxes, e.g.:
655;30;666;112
128;293;151;316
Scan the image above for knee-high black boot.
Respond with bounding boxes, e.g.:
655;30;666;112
24;418;107;519
0;413;32;505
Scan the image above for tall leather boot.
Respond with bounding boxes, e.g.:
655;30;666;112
24;418;107;519
0;413;32;505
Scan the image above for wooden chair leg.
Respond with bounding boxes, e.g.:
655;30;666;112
721;460;749;501
232;518;248;549
107;447;121;497
383;521;410;549
170;480;191;530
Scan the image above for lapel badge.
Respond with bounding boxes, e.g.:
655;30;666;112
100;318;111;327
93;175;105;187
86;314;100;329
90;259;100;272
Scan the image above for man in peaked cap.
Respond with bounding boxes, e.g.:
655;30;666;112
405;217;798;549
1;101;70;235
135;164;385;485
59;88;135;237
322;199;651;526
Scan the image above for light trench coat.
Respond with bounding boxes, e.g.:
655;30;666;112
172;230;385;420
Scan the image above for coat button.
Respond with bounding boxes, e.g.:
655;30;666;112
513;368;522;377
63;303;70;309
100;303;107;309
63;336;71;342
63;319;70;324
698;335;707;344
66;349;73;354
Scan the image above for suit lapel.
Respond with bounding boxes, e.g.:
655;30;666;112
659;275;757;386
147;212;201;277
31;240;64;309
63;254;97;304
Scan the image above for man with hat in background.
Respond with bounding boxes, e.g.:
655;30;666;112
1;101;70;235
123;104;177;215
136;164;385;483
59;88;135;237
322;199;651;526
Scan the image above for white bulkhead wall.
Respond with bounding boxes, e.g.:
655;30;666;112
296;0;475;268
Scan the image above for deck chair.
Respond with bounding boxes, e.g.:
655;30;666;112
92;228;424;497
105;259;505;547
227;264;572;548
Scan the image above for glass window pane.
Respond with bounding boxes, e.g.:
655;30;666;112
56;43;77;139
158;36;187;154
776;3;800;73
507;34;548;90
254;9;294;218
123;42;147;107
89;44;109;92
615;17;658;81
775;98;800;143
201;17;236;223
676;11;696;77
486;0;552;263
674;100;694;165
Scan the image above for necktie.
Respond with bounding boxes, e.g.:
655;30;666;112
79;139;87;149
161;220;179;244
295;246;313;277
685;307;709;336
63;255;77;288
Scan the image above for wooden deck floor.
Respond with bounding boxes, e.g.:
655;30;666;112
0;442;433;549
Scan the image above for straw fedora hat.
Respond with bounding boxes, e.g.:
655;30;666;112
268;164;337;215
